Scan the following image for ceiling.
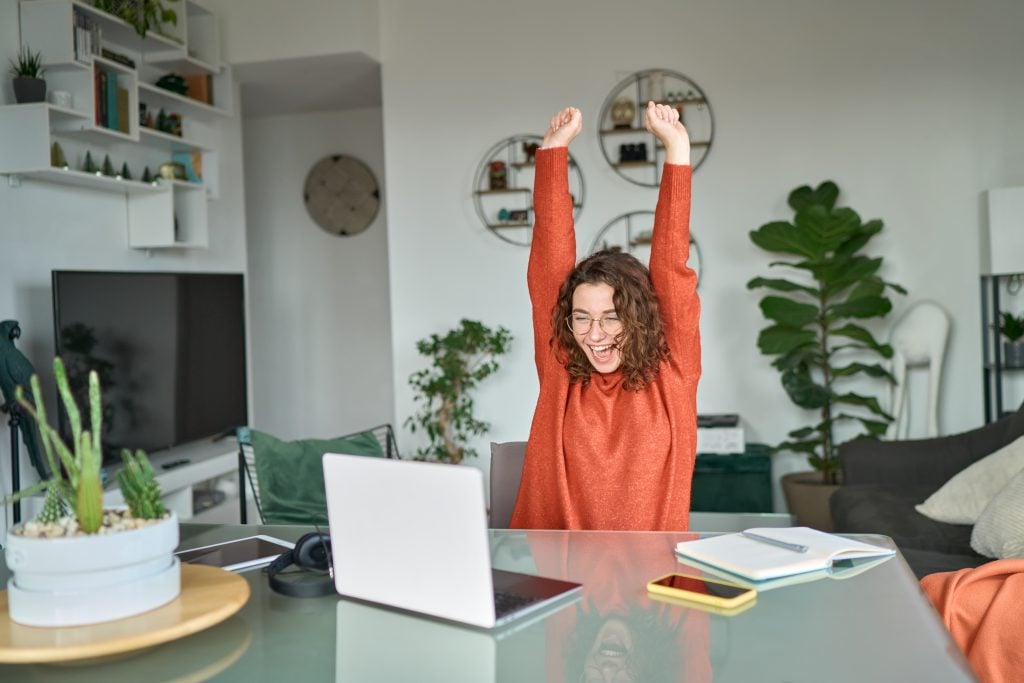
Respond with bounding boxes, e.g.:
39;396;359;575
233;52;381;119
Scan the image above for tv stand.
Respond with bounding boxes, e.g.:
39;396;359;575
102;439;238;520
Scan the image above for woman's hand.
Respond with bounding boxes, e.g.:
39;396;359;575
542;107;583;149
644;102;690;165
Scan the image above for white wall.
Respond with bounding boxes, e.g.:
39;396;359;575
0;0;249;538
202;0;380;64
242;107;393;440
377;0;1024;478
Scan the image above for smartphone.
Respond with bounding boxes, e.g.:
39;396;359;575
647;572;757;610
175;535;295;572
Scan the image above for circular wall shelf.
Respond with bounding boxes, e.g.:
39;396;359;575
588;210;702;285
472;134;584;247
597;68;714;187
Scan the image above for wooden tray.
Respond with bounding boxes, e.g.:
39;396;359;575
0;563;251;663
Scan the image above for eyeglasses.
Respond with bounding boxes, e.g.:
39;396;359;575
566;313;623;335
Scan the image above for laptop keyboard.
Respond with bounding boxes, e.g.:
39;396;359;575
493;590;541;619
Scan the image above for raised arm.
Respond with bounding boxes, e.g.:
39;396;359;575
528;107;582;378
645;102;699;375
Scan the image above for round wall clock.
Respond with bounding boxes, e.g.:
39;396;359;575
303;154;380;236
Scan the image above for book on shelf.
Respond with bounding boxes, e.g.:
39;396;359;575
106;71;119;131
674;527;895;582
184;74;213;105
117;87;129;134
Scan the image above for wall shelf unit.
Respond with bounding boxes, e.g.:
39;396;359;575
472;134;584;247
981;273;1024;423
597;68;714;187
1;0;231;249
588;210;702;285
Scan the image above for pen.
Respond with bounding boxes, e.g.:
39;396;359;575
741;531;808;554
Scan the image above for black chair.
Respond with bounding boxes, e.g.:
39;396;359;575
237;423;400;524
831;407;1024;578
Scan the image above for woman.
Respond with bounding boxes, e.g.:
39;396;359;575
510;103;700;531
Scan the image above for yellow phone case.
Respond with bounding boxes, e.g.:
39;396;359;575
646;572;757;610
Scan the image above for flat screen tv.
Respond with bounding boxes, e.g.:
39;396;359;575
52;270;248;466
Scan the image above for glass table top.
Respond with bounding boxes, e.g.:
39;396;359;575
0;523;976;682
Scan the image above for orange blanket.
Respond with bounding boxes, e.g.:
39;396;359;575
920;559;1024;683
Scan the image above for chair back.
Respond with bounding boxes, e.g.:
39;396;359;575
489;441;526;528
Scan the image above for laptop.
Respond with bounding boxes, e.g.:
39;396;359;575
322;453;582;629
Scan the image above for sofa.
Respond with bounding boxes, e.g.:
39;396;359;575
830;406;1024;578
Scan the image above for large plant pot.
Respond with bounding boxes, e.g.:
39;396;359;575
12;76;46;104
781;472;840;531
4;511;180;627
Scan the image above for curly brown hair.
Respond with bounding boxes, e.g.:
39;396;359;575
551;250;668;390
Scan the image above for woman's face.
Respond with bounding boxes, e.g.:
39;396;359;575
582;617;636;682
571;282;623;374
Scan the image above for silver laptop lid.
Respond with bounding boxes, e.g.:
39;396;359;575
322;454;497;627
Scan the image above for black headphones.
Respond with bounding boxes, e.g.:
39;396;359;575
266;532;335;598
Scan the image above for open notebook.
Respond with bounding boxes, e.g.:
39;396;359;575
674;527;895;582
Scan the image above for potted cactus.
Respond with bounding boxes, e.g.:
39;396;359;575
3;357;179;627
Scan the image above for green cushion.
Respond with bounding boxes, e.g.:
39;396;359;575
251;429;384;525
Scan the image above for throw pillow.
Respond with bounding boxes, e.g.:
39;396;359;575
971;468;1024;559
915;433;1024;524
252;429;385;525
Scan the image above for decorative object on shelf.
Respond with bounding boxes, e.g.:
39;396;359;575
488;160;508;190
102;154;116;177
156;107;168;132
48;89;72;109
100;47;136;70
981;274;1024;422
588;210;702;286
172;151;202;182
50;142;68;170
610;96;636;128
8;45;46;104
1000;311;1024;368
598;68;715;186
155;72;188;95
748;180;906;487
473;134;585;247
3;357;178;627
120;162;132;180
618;142;648;163
167;112;183;136
159;161;186;180
405;319;513;464
83;151;99;175
93;0;180;39
303;154;381;237
522;141;539;164
142;166;155;184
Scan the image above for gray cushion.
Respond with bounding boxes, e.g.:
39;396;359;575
831;484;980;556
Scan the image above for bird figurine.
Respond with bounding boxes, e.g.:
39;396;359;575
0;320;50;479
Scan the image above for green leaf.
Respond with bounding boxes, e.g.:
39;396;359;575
830;362;896;382
833;392;893;419
817;257;883;296
781;367;830;409
759;296;819;328
828;293;892;320
788;181;839;212
757;325;817;356
749;221;815;259
830;323;893;356
834;219;883;259
746;276;819;297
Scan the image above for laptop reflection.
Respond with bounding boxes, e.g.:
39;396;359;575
335;599;549;683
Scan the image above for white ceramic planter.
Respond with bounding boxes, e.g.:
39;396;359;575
4;511;180;627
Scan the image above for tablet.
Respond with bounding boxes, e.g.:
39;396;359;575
175;535;295;572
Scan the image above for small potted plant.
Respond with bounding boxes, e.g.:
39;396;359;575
1000;311;1024;368
406;319;512;464
4;357;179;627
8;45;46;104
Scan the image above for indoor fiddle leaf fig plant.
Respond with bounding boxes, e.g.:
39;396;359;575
406;319;513;464
748;180;906;484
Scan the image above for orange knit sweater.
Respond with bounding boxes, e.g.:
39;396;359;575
510;147;700;531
